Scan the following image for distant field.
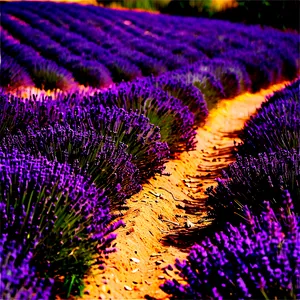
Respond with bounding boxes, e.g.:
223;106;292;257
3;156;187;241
1;1;299;92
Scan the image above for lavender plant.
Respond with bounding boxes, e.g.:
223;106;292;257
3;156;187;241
0;150;124;296
237;94;300;156
161;191;300;300
220;50;275;92
0;235;54;300
103;56;142;82
0;92;169;182
0;53;33;91
194;59;252;97
2;126;142;207
205;149;300;226
152;75;209;126
86;105;171;178
171;70;225;110
96;83;196;152
65;58;113;88
237;79;300;156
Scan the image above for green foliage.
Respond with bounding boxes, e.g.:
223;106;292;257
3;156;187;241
97;0;171;11
213;0;299;31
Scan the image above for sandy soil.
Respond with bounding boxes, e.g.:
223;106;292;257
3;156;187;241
81;82;289;300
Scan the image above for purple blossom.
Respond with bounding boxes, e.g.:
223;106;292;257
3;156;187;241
205;149;300;226
0;150;124;296
238;79;300;156
2;126;142;207
0;235;54;300
161;193;300;299
102;81;196;152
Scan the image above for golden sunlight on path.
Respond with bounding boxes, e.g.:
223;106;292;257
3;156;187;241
82;82;289;300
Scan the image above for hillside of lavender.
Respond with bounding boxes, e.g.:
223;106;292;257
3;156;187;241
0;1;299;299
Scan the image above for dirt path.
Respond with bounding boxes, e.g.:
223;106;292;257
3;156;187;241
83;82;289;300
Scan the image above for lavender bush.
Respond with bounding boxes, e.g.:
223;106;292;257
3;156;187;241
0;53;33;91
0;92;169;182
192;74;225;109
151;75;209;126
205;149;300;226
237;91;300;156
86;104;170;177
2;127;142;207
161;191;300;300
31;61;74;91
218;49;280;92
0;150;124;296
96;82;196;152
194;59;252;97
0;235;54;300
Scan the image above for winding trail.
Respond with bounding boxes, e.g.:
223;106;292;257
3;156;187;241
83;82;289;300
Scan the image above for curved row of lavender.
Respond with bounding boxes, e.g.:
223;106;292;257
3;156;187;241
161;80;300;299
206;79;300;225
0;150;125;298
1;1;299;91
238;79;300;156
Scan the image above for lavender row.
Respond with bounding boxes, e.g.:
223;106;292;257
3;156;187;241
238;79;300;156
5;4;169;77
3;7;143;83
1;32;74;91
0;150;124;297
26;2;193;70
0;14;114;88
68;2;300;77
161;192;300;300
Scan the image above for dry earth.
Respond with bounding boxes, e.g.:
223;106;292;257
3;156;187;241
81;82;289;300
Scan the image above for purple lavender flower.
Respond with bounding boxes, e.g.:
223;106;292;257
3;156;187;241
99;82;196;152
152;75;208;126
0;150;124;296
2;126;142;207
205;149;300;226
161;192;300;299
238;79;300;156
0;235;54;300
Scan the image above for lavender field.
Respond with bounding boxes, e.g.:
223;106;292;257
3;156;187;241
0;1;299;299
